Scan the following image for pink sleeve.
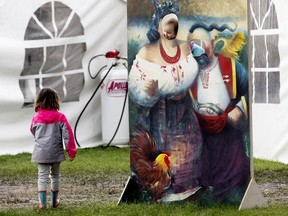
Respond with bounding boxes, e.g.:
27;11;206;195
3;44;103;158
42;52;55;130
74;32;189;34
30;117;35;134
61;114;77;159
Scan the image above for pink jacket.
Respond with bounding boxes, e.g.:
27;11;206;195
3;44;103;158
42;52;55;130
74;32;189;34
30;109;77;163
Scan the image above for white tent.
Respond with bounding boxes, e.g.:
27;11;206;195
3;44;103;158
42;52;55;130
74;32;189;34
0;0;127;155
250;0;288;164
0;0;287;165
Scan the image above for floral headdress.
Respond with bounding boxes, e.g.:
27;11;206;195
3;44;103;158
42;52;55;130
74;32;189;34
147;0;179;42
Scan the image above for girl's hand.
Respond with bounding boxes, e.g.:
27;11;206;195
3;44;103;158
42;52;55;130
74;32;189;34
144;79;158;97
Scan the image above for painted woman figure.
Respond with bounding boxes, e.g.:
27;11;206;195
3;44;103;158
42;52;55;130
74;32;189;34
128;0;203;203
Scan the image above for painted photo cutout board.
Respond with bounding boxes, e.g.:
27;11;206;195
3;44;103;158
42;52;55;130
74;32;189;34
123;0;250;206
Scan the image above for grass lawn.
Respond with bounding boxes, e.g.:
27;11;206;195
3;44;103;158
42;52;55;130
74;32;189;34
0;147;288;216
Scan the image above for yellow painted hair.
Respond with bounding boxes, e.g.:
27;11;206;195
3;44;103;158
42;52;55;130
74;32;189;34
221;32;246;59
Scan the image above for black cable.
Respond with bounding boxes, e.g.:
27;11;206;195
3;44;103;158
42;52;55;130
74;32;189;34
74;56;128;148
74;63;114;147
87;54;106;79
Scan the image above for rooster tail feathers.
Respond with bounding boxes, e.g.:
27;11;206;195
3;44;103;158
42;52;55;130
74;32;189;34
130;126;157;161
129;126;171;201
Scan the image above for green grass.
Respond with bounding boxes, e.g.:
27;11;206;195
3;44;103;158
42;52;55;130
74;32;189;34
61;147;130;179
254;158;288;171
254;158;288;183
1;202;288;216
0;203;287;216
0;147;288;216
0;153;36;177
0;147;130;182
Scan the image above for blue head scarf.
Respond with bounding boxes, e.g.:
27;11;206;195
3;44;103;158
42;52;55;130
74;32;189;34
147;0;179;42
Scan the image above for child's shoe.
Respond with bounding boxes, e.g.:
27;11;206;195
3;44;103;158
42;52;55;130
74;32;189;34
51;190;60;208
38;191;47;209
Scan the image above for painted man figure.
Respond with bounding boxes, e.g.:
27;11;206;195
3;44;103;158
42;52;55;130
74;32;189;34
189;25;250;204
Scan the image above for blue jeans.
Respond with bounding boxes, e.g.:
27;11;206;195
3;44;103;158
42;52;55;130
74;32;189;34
38;163;60;191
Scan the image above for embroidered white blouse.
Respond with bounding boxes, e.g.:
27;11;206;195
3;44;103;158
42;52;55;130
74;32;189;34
129;54;199;107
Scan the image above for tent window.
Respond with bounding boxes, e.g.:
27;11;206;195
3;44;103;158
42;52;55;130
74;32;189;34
250;0;280;104
19;1;86;108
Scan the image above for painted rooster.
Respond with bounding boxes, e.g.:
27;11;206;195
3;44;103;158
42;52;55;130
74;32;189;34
130;126;171;201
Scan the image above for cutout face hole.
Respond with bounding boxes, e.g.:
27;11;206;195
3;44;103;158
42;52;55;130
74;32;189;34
161;14;178;40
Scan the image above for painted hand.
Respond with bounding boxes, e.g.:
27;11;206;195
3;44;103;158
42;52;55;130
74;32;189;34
227;106;245;129
144;79;158;97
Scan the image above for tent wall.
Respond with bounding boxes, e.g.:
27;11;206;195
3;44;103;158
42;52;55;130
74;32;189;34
250;0;288;164
0;0;127;155
1;0;288;165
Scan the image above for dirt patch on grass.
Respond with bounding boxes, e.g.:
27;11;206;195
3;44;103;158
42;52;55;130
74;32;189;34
259;182;288;204
0;174;128;209
0;174;287;209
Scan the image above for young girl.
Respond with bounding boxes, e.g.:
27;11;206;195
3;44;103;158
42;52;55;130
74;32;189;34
30;87;77;209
